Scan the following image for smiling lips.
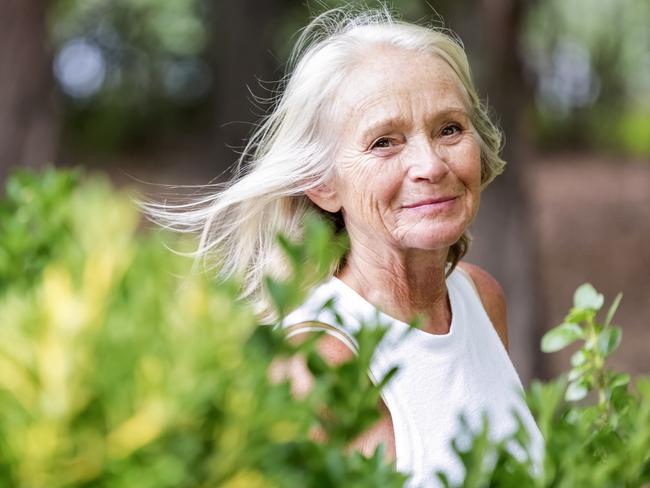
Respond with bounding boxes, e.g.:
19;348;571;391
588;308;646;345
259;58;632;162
403;196;458;209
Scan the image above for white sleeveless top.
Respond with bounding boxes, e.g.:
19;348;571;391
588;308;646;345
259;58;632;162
276;267;545;487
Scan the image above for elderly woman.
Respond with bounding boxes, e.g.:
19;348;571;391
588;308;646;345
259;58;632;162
147;7;544;487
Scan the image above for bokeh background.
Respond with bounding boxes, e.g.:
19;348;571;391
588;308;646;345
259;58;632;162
2;0;649;385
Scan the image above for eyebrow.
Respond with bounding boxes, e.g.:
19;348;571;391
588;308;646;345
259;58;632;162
358;107;470;142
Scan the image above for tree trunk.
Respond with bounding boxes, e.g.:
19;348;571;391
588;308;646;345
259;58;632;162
208;0;287;174
0;0;60;181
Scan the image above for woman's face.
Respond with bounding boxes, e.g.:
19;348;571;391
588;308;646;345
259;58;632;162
312;47;482;256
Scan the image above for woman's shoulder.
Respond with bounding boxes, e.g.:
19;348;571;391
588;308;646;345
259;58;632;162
456;261;509;351
280;277;361;347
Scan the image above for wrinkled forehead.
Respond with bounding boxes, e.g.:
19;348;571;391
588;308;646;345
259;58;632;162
325;46;471;136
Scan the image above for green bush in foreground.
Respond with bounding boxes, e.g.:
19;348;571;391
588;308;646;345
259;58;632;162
0;168;405;488
439;286;650;487
0;168;648;487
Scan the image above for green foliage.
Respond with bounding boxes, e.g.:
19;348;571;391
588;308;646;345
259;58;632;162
523;0;650;155
0;168;407;487
541;283;624;405
48;0;211;151
1;168;648;487
265;215;349;319
51;0;207;57
438;284;650;487
0;168;80;292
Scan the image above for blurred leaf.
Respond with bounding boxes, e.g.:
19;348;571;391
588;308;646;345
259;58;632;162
597;326;622;356
571;349;587;367
264;276;296;316
604;292;623;327
566;380;589;402
306;348;330;378
609;372;630;390
541;322;584;352
568;367;584;382
565;307;593;324
573;283;604;311
276;234;303;268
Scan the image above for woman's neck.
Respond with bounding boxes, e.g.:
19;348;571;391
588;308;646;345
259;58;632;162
336;243;452;334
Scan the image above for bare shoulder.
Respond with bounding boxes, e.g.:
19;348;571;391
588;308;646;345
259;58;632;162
268;323;356;399
457;262;509;351
285;323;357;364
267;323;397;463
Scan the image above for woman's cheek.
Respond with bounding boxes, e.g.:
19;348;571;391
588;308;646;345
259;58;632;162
454;139;481;187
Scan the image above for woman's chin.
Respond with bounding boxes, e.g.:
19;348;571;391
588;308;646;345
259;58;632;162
398;223;467;251
400;234;464;253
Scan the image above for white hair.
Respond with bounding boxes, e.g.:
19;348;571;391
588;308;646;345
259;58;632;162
139;6;506;323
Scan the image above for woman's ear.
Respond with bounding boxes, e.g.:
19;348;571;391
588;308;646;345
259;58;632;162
304;183;341;213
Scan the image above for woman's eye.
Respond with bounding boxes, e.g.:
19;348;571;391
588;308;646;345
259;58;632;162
441;124;461;137
372;137;392;149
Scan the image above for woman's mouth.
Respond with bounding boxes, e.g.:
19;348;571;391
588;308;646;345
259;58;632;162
403;196;458;210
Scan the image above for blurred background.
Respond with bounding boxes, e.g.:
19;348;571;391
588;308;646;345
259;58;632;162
1;0;648;385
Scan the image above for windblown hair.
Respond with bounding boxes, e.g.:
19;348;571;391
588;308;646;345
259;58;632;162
140;6;506;323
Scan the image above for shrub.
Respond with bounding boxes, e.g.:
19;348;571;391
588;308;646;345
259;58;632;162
0;168;406;487
434;285;650;487
0;168;648;487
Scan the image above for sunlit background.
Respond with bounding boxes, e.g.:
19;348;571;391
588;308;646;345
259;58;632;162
2;0;649;384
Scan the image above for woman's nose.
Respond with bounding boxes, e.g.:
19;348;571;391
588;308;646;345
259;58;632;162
406;137;450;182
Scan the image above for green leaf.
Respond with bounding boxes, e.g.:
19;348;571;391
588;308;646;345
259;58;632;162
306;349;329;377
636;377;650;400
264;276;298;314
276;234;303;268
604;292;623;327
609;372;630;389
597;326;622;356
436;471;452;488
565;380;588;401
568;368;583;381
541;322;584;353
573;283;604;311
565;307;593;324
525;378;566;436
570;349;587;367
